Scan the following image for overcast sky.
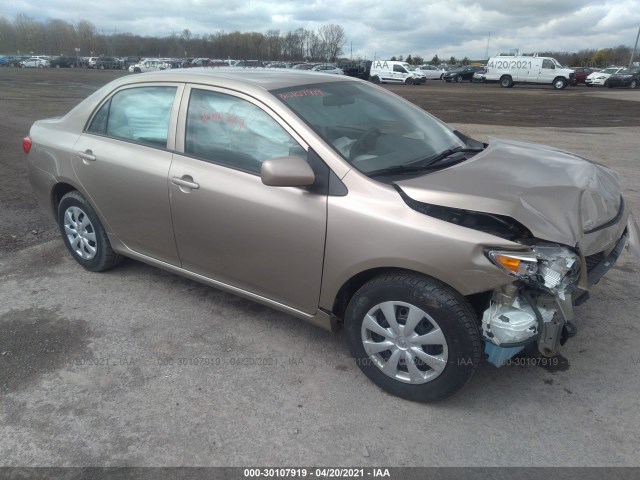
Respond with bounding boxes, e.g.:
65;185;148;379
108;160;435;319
3;0;640;60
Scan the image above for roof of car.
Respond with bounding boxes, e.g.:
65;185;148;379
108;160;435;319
120;67;355;91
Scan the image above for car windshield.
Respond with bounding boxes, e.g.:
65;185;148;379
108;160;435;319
271;81;465;175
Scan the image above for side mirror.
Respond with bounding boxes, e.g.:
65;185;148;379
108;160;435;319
261;156;315;187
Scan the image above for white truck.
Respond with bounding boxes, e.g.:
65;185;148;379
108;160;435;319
369;60;427;85
485;55;575;89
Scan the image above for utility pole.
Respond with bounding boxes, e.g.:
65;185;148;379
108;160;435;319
630;25;640;67
485;32;490;60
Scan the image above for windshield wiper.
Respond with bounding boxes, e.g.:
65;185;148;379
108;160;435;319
421;146;484;168
367;145;484;178
368;163;440;177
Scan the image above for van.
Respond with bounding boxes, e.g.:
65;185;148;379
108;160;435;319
369;60;426;85
485;55;575;89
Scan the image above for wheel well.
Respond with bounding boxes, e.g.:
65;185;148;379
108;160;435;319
51;183;77;216
331;267;484;326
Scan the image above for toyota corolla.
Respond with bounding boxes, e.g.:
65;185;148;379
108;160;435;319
24;69;638;401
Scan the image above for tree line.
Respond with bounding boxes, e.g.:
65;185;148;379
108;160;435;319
0;14;346;62
393;47;637;68
1;14;635;67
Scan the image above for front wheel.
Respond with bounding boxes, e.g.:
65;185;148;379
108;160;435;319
630;80;637;89
405;77;414;85
455;75;462;83
553;77;567;89
345;273;481;402
57;191;123;272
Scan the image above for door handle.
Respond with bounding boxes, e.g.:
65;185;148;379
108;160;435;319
171;176;200;191
77;151;96;163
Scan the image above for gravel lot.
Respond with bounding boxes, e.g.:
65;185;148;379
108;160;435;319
1;68;639;468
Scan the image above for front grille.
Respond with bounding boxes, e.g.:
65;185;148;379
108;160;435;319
585;251;605;272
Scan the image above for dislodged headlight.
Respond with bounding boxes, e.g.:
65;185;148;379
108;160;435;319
486;244;581;294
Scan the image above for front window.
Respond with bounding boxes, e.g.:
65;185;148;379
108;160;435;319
271;81;465;175
184;89;304;174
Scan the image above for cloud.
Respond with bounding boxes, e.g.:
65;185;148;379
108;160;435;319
1;0;639;59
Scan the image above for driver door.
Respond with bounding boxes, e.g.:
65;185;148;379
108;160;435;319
168;86;328;314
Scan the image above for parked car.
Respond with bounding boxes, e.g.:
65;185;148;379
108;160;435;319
585;67;623;87
122;56;142;69
48;55;85;68
96;57;124;70
2;56;29;67
606;67;640;88
311;64;344;75
128;59;168;73
234;60;264;68
570;67;600;85
19;57;50;68
23;69;636;402
291;63;318;70
86;57;98;69
472;68;487;83
267;62;288;69
442;65;484;82
418;65;447;80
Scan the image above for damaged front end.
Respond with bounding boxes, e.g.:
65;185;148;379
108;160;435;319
482;236;628;367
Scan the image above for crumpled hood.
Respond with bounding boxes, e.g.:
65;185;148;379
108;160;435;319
395;138;622;247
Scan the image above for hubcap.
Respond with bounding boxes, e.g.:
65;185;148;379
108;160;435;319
63;206;97;260
361;301;448;384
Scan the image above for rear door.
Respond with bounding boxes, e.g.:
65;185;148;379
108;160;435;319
72;83;183;265
168;86;328;314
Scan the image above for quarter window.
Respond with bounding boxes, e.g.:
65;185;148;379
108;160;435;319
87;86;177;148
185;89;304;173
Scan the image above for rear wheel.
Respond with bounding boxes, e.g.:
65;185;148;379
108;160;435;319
499;75;513;88
630;79;637;89
57;191;123;272
345;273;481;402
370;75;381;84
455;75;462;83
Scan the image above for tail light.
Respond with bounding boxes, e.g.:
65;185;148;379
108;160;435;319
23;136;32;154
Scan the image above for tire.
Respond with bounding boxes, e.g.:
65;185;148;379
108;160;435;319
499;75;513;88
134;67;141;73
455;75;462;83
370;75;380;84
98;64;105;70
553;77;567;90
57;191;123;272
630;80;637;89
405;77;414;85
345;273;481;402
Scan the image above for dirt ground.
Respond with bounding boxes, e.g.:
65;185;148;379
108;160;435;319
2;69;640;469
1;68;639;254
